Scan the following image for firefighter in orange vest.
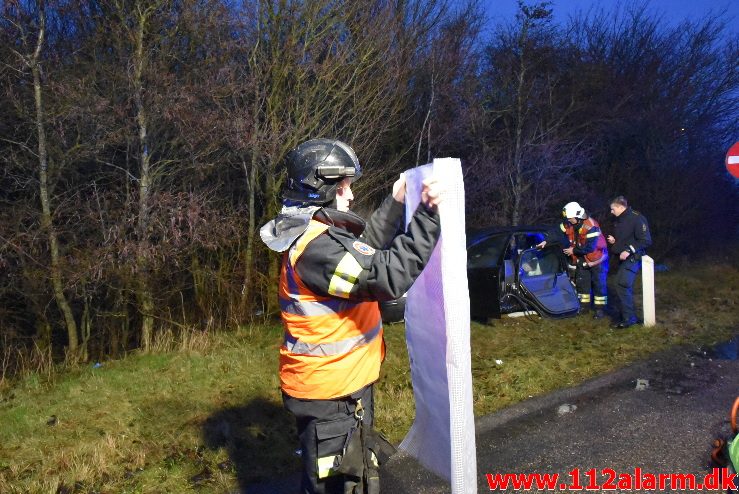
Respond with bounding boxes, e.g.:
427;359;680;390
537;202;609;318
260;138;443;494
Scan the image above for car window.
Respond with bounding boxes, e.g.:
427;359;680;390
520;248;560;277
515;233;545;251
467;234;508;269
504;232;547;261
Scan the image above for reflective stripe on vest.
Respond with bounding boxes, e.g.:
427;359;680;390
279;296;353;316
284;320;382;356
289;221;329;266
565;218;607;263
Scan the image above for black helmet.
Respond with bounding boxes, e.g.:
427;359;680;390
283;138;361;204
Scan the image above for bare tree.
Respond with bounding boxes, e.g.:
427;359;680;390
3;0;80;356
217;0;442;316
470;1;592;226
567;4;739;255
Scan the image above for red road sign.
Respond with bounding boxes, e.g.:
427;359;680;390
727;142;739;178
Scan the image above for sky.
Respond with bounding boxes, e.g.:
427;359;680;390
479;0;739;37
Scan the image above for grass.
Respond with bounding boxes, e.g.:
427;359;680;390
0;263;736;493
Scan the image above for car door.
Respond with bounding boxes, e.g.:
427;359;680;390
515;246;579;317
467;232;509;320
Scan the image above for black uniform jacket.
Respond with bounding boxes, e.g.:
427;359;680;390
610;208;651;258
296;196;441;302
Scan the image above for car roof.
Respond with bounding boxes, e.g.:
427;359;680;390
467;225;549;243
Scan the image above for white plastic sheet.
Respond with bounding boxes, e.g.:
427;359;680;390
399;159;477;494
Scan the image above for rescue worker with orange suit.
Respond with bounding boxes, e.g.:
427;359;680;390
260;138;443;494
537;202;609;319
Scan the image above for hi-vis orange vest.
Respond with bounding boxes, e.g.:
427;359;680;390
279;220;385;400
561;217;607;263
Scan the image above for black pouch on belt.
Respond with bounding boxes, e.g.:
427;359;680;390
334;420;364;477
315;414;359;480
336;423;398;476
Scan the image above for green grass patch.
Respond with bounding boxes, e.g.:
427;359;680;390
0;263;736;493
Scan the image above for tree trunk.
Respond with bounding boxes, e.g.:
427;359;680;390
240;72;261;314
510;22;528;226
133;5;154;351
241;153;258;317
31;3;79;356
416;74;434;167
241;77;262;317
80;296;91;363
34;316;53;353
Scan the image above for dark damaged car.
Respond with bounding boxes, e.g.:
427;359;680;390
380;226;580;322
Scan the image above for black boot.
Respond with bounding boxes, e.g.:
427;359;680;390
612;317;639;329
593;308;605;319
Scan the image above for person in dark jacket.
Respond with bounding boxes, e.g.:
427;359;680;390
606;195;652;328
260;138;443;494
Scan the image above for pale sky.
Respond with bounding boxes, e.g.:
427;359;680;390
480;0;739;37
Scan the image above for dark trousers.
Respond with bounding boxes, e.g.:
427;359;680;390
283;386;374;494
575;261;608;309
615;257;641;322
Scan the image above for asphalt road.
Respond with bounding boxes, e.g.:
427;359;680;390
248;337;739;493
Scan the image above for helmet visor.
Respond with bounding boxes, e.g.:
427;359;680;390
333;140;361;180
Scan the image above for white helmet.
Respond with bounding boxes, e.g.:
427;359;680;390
562;201;587;220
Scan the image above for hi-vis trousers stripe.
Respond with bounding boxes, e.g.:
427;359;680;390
578;293;591;303
594;295;607;306
283;321;382;357
317;454;341;478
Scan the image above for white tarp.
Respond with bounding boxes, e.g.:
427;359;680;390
399;159;477;494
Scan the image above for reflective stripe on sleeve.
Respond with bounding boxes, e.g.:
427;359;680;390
328;276;354;299
328;253;363;298
586;231;601;238
560;224;566;232
284;320;382;356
